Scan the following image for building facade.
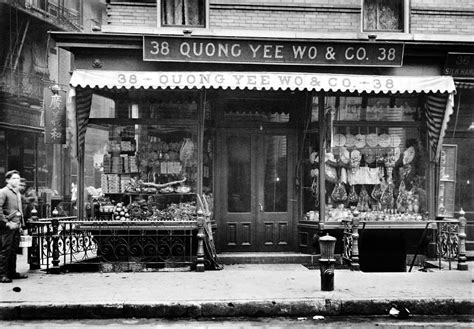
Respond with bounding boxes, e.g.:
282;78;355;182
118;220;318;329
0;0;106;215
52;0;474;267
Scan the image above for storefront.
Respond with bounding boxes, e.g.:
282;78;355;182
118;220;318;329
53;33;457;269
443;52;474;254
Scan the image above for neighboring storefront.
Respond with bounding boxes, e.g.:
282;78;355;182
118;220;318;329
52;32;462;270
443;52;474;254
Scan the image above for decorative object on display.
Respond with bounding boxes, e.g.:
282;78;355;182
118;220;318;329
403;146;415;165
348;185;358;203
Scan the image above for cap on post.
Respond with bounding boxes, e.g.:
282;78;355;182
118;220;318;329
319;233;337;260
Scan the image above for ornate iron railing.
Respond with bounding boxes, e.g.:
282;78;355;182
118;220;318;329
27;213;209;273
75;220;198;267
28;217;98;272
0;67;53;101
340;213;468;271
437;222;459;261
17;0;82;31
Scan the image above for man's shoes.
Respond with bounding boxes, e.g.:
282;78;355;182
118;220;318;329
0;276;12;283
11;273;28;279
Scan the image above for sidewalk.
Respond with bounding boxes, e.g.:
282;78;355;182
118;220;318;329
0;255;472;320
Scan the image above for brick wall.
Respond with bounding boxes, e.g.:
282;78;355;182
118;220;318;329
106;2;156;27
411;0;474;34
106;0;474;36
210;9;358;32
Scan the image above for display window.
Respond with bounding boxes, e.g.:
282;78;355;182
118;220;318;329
303;93;429;223
84;90;203;221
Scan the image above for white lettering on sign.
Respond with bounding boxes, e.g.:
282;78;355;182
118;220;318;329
249;44;261;58
377;47;397;61
179;42;243;58
345;47;367;61
150;41;170;55
292;45;318;60
144;37;404;66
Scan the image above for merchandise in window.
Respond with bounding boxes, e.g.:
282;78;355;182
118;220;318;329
161;0;206;27
363;0;404;32
85;124;198;221
84;91;201;221
303;94;429;223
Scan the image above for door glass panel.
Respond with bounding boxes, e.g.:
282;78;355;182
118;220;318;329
264;135;287;212
227;136;251;212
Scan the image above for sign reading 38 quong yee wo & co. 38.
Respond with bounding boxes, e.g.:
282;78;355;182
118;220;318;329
143;36;404;67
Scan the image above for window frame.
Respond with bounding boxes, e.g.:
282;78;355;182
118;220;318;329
157;0;209;30
361;0;410;33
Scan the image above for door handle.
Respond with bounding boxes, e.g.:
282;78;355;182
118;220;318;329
258;202;263;212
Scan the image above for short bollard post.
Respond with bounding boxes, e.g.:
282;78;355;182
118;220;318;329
457;209;468;271
319;233;336;291
351;210;360;271
196;209;205;272
28;207;41;270
50;208;61;274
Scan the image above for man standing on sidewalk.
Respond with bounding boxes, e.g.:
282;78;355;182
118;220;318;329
0;170;28;283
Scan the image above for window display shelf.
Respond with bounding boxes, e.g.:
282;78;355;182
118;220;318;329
104;192;195;196
299;220;434;230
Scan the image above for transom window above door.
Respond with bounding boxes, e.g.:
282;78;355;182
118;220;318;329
159;0;207;28
362;0;408;32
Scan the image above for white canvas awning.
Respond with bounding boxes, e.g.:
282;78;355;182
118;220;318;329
70;70;456;94
68;70;456;160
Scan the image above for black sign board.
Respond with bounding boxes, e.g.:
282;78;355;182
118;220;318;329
143;36;404;67
44;87;66;144
443;53;474;77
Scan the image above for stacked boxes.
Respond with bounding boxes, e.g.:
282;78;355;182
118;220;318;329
101;173;109;193
120;175;131;192
111;156;122;173
120;140;133;152
107;174;120;193
103;155;111;173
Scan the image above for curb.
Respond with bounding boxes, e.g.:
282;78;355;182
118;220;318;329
1;298;473;320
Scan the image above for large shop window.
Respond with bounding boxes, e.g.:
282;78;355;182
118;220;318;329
85;91;204;220
362;0;406;32
160;0;206;27
303;93;428;223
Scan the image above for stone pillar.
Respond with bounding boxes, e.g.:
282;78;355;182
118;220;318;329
457;209;468;271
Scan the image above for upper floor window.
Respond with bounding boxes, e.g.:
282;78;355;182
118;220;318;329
363;0;406;32
160;0;206;27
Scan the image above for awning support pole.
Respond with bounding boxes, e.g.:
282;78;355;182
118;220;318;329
318;93;326;224
78;148;85;220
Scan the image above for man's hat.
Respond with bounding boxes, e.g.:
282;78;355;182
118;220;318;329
5;170;20;179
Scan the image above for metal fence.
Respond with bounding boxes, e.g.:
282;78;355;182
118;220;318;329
0;67;52;100
340;211;469;271
27;215;207;273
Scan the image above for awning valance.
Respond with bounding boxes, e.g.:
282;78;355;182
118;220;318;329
70;70;456;94
68;70;456;161
455;81;474;89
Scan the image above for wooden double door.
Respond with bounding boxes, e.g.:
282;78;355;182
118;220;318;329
215;129;297;252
